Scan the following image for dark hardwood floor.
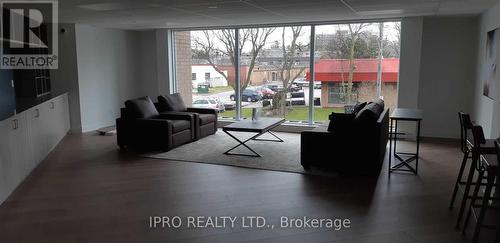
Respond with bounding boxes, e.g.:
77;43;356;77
0;133;496;242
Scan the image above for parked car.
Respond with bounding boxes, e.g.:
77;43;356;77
293;78;309;87
293;79;321;90
192;97;224;112
224;102;236;110
289;84;301;92
264;84;300;93
230;89;263;102
253;87;275;99
264;84;280;92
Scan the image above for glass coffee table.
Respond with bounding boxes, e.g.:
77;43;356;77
222;117;285;157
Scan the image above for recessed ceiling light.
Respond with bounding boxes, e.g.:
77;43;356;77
208;5;218;9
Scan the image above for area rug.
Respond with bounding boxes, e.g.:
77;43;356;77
141;130;336;176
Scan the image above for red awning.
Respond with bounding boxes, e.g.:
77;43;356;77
306;58;399;83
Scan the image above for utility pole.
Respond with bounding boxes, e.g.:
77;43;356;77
376;22;384;98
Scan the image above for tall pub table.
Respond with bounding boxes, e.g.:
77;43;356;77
388;108;423;175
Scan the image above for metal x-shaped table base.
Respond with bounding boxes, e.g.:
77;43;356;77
390;152;418;174
223;130;284;157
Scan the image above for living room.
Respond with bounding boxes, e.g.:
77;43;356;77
1;0;500;242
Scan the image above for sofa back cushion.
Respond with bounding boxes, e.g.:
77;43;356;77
355;102;383;124
125;96;159;119
372;98;385;110
352;102;367;115
158;93;187;112
327;113;355;132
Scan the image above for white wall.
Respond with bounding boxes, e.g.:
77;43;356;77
398;17;423;109
51;23;82;133
418;17;478;138
137;30;160;99
50;26;169;133
398;16;478;138
75;25;142;132
473;1;500;139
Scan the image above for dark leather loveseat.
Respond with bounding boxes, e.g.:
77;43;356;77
116;96;195;151
301;99;389;174
156;93;217;140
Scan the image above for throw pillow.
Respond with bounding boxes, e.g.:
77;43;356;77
158;93;187;112
125;96;159;119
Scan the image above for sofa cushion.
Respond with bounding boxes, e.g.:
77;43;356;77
327;113;355;132
158;93;187;112
170;120;191;133
199;114;216;125
352;102;367;115
372;98;385;110
355;102;383;124
125;96;159;119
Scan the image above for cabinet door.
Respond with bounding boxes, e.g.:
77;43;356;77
0;114;27;201
52;95;69;143
25;105;45;173
9;113;29;187
44;99;59;151
62;94;70;133
55;96;67;141
0;118;14;203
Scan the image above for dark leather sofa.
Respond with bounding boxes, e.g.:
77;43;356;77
301;99;389;174
116;96;195;151
156;93;217;140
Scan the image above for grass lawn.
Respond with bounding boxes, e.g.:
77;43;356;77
208;86;234;94
219;106;344;122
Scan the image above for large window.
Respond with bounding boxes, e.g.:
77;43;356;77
237;26;310;121
312;22;400;122
175;30;235;115
173;21;400;124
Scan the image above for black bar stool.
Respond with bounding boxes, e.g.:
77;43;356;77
455;123;497;229
462;128;500;243
449;112;474;209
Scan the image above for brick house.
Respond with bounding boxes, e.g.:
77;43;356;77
306;58;399;110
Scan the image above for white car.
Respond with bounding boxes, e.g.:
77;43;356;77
192;98;225;112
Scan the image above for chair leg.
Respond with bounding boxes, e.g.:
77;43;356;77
472;172;495;243
495;229;500;243
450;151;470;209
463;169;484;235
456;153;477;229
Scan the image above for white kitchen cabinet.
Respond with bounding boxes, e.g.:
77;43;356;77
0;93;70;205
0;113;29;203
25;104;47;173
0;118;14;203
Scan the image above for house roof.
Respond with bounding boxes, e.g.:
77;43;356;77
306;58;399;83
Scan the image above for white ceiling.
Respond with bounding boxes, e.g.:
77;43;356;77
59;0;500;29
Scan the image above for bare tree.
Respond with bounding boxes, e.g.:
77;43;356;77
192;28;275;93
345;23;370;104
390;22;401;57
271;26;307;116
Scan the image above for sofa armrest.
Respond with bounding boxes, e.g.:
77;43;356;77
187;107;218;115
158;112;195;121
158;111;196;140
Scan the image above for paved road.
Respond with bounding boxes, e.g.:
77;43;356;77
192;87;322;107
